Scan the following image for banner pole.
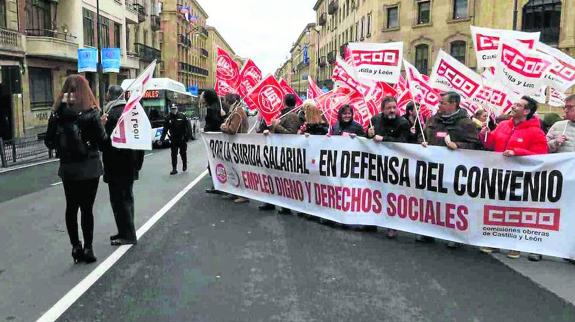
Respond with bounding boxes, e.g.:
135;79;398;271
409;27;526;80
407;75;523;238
407;90;427;144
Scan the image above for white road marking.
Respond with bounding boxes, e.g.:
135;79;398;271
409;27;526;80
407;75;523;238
50;182;63;186
144;152;154;158
0;159;59;174
36;169;209;322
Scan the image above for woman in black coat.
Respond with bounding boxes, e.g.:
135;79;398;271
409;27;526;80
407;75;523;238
330;104;366;137
44;74;106;264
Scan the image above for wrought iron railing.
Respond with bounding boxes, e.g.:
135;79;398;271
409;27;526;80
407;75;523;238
0;135;54;167
25;29;77;42
135;42;161;61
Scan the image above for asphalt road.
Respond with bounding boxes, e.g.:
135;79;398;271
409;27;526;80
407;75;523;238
2;126;575;321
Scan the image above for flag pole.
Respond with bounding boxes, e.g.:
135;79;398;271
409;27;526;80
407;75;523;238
407;91;427;144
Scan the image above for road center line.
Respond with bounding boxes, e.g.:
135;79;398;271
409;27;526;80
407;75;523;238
36;169;209;322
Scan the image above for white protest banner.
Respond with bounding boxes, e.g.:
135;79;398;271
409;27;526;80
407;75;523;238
348;41;403;83
112;60;156;150
471;26;540;68
549;87;566;107
494;38;553;96
536;42;575;93
430;49;482;100
203;133;575;259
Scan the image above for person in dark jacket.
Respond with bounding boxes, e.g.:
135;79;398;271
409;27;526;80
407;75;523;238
330;104;365;137
368;96;411;144
160;104;191;175
44;74;106;264
203;89;224;132
203;89;225;194
101;85;144;246
298;99;329;136
259;94;303;214
418;91;481;247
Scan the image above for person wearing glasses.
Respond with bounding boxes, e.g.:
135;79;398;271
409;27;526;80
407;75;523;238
479;96;548;260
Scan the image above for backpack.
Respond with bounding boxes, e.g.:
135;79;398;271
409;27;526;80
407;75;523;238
54;113;90;161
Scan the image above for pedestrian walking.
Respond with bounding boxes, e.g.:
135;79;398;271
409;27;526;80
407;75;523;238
44;74;106;263
160;104;191;175
101;85;144;246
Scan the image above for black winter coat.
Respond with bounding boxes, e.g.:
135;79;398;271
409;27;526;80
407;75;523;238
423;108;481;150
160;112;190;143
102;101;145;184
370;114;411;143
44;103;106;181
204;103;224;132
331;121;365;137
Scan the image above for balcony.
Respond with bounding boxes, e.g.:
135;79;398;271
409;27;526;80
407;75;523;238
135;43;161;62
318;12;327;26
125;0;139;23
319;56;327;67
339;42;348;59
327;51;336;64
151;15;161;31
200;48;209;57
178;34;191;47
199;26;208;38
328;0;338;15
25;29;78;60
122;52;140;70
0;28;24;54
133;2;147;23
180;62;209;76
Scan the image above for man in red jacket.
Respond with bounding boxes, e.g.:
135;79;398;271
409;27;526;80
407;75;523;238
479;96;548;260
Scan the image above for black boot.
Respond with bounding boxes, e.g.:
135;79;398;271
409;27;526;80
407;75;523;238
170;169;178;175
71;244;83;263
83;247;97;263
182;164;187;172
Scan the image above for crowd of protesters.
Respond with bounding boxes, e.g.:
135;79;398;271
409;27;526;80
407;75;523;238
204;87;575;264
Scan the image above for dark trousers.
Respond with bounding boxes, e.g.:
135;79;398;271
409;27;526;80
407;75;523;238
63;178;99;248
108;181;136;242
171;140;187;170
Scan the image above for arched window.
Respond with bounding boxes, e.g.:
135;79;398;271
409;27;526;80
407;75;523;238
522;0;561;45
450;41;466;64
415;44;429;75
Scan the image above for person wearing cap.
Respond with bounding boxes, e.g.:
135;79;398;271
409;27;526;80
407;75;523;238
160;104;192;175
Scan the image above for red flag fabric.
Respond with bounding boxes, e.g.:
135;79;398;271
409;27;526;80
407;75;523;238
215;47;240;96
238;59;262;99
315;87;354;125
403;59;440;115
278;78;303;106
307;76;322;99
247;75;284;126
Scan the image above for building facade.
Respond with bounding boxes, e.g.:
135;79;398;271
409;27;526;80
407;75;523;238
206;25;242;90
160;0;209;91
2;0;161;139
301;0;574;105
286;23;319;97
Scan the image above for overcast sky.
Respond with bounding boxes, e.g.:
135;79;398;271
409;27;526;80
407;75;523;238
197;0;317;75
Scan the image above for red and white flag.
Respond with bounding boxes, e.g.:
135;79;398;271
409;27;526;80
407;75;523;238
471;26;540;68
403;59;440;114
549;87;567;107
237;59;262;111
247;75;284;126
215;47;240;96
430;49;482;101
315;86;354;125
307;76;322;99
536;42;575;93
278;78;303;106
112;61;156;150
494;38;553;97
347;41;403;83
333;57;372;97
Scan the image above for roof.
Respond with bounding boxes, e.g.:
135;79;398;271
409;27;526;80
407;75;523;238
313;0;325;10
207;25;236;55
191;0;209;18
290;23;317;53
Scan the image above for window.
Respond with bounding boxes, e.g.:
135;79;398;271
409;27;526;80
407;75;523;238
522;0;561;45
29;68;53;109
453;0;468;19
360;16;364;39
450;41;466;64
387;6;399;29
355;22;359;40
83;9;94;46
366;12;372;37
417;1;430;25
99;17;110;48
0;0;6;28
415;44;429;75
26;0;52;36
126;24;131;52
114;23;121;48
